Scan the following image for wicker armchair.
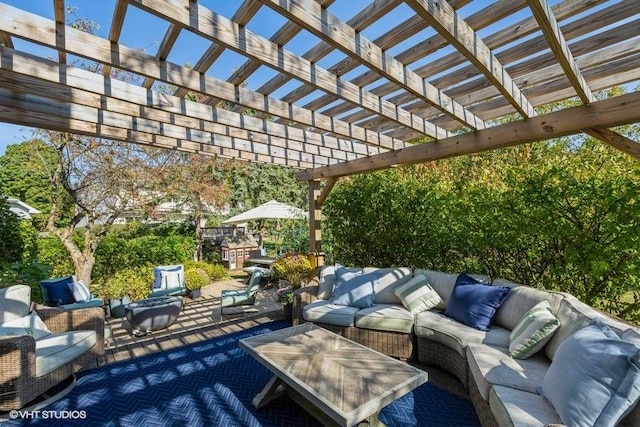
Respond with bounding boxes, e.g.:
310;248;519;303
0;285;104;410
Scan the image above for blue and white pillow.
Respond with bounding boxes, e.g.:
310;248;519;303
68;280;92;302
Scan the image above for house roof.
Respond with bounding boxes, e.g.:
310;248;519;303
221;234;259;249
5;197;41;220
0;1;638;180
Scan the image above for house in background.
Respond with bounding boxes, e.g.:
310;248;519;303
6;197;41;220
220;234;259;270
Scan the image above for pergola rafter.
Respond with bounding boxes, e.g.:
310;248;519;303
0;0;637;178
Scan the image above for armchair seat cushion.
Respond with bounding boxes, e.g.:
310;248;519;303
35;330;97;377
302;299;359;327
355;304;414;333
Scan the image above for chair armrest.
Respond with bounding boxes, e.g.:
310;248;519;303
292;274;320;326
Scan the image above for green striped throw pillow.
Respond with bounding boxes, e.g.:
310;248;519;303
393;274;442;315
509;300;560;359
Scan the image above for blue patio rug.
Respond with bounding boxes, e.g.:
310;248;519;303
7;321;480;426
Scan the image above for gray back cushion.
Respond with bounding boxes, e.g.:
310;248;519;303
492;279;564;331
362;267;412;304
316;265;362;300
545;294;632;360
413;269;490;310
0;285;31;324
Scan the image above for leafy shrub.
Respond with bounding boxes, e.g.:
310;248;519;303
185;268;208;291
93;234;195;281
271;253;314;289
0;261;53;303
323;141;640;323
36;236;75;277
103;266;153;301
183;261;227;282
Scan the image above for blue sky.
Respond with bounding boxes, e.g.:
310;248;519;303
1;0;623;156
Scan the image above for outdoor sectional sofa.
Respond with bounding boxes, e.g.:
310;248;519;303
293;265;640;427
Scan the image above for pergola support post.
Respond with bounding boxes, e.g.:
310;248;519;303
307;179;334;268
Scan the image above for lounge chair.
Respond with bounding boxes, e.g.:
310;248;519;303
0;285;104;410
150;265;186;297
220;268;266;317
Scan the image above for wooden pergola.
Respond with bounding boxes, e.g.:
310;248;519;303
1;0;639;257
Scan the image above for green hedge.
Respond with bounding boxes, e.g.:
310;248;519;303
323;142;640;323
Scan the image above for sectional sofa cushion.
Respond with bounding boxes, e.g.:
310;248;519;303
443;274;510;331
492;280;564;331
302;299;359;326
509;300;560;359
541;319;640;427
331;271;379;308
490;386;562;427
393;274;442;315
317;265;363;300
414;310;510;357
545;294;631;360
354;304;414;334
363;267;412;304
467;343;551;401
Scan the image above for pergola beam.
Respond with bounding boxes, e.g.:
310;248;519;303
173;0;262;99
53;0;66;64
103;0;128;77
260;0;484;133
129;0;444;140
141;23;182;89
0;3;406;150
527;0;594;104
0;48;381;163
297;90;640;181
405;0;536;119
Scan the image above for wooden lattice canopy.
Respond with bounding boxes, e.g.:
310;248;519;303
1;0;639;182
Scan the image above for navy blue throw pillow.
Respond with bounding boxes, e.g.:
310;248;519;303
442;273;510;331
40;276;76;306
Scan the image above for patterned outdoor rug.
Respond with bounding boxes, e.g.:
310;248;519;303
6;321;480;426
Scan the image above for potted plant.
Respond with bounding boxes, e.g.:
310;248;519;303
271;253;314;322
185;268;208;299
104;267;152;318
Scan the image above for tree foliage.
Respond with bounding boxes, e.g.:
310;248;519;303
323;140;640;322
0;196;23;266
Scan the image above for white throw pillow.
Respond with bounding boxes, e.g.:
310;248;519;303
68;280;92;302
0;311;52;340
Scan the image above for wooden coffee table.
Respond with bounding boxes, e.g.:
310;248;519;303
239;323;427;427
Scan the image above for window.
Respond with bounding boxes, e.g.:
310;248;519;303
222;249;228;261
245;249;251;257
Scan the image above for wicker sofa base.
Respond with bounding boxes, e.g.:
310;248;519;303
417;338;469;389
314;322;413;360
469;370;499;427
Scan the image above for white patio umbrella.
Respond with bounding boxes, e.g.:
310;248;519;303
222;200;307;250
221;200;307;225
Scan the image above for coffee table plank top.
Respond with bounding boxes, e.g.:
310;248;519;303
239;323;427;426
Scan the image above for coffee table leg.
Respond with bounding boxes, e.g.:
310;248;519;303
362;411;386;427
253;375;287;409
